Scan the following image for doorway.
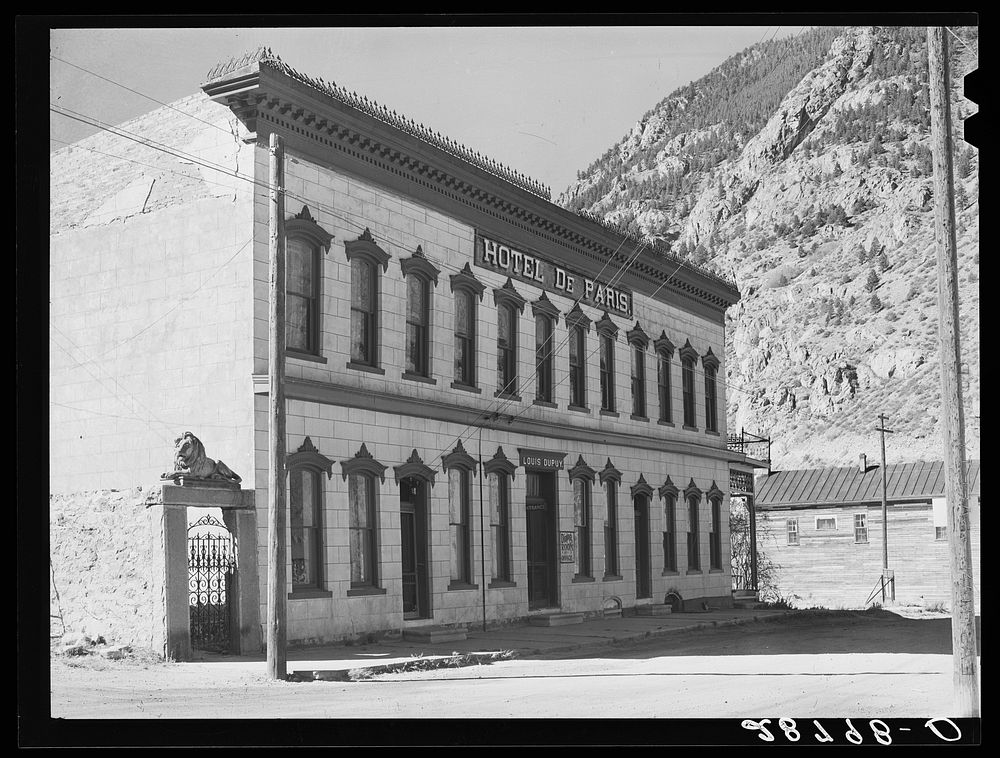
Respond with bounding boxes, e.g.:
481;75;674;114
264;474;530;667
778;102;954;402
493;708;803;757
525;471;558;609
400;477;430;619
634;496;651;599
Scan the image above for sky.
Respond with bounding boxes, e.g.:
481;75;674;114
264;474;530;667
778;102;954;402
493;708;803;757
49;23;808;196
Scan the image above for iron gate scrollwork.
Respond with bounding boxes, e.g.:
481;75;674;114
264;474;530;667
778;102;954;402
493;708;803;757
188;514;236;652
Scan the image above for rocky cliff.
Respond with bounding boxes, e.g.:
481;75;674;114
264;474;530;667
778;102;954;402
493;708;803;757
559;26;979;468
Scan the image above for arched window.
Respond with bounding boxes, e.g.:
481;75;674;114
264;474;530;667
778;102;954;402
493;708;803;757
685;479;702;571
443;441;478;589
703;348;720;433
569;456;597;580
532;293;559;405
287;437;334;592
566;304;591;410
600;459;623;578
485;447;517;585
340;442;388;594
284;206;332;356
345;228;390;372
659;476;679;573
627;322;650;420
707;481;724;569
450;263;485;391
596;313;618;414
654;332;675;424
401;246;440;381
680;340;699;429
493;279;526;400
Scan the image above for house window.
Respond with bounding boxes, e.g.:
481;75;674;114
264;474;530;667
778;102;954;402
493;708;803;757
605;480;619;576
535;314;554;403
348;473;378;588
569;324;587;408
631;345;646;417
662;492;677;572
657;352;672;422
350;256;378;366
935;526;947;540
709;494;722;569
704;365;718;432
448;467;473;585
687;494;701;570
284;206;332;356
497;302;518;396
854;513;868;543
786;518;799;545
682;357;696;427
488;472;512;582
405;274;431;376
286;237;319;354
600;334;616;412
451;263;485;390
289;467;323;588
815;516;838;531
932;496;948;541
573;477;592;578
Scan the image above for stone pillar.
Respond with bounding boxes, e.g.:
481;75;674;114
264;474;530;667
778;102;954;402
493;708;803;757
223;507;262;654
146;501;192;660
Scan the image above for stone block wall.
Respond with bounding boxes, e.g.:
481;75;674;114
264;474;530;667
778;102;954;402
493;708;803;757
49;487;162;648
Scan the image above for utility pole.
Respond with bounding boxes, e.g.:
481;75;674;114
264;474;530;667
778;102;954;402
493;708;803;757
927;26;979;717
875;413;894;603
266;132;287;680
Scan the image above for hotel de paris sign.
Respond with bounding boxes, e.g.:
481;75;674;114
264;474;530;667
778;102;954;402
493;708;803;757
475;234;633;318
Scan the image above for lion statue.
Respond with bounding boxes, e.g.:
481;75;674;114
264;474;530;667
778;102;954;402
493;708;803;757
161;432;242;484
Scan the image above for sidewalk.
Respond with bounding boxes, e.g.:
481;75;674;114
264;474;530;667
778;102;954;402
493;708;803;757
196;607;792;680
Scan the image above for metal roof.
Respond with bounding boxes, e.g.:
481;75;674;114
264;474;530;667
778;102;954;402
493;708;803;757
755;460;981;509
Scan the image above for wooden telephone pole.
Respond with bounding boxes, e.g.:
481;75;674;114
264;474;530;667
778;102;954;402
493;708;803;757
875;413;894;603
266;132;288;680
926;26;979;717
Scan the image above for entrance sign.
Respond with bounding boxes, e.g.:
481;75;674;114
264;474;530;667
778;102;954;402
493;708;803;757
518;449;567;470
559;531;575;563
476;234;633;317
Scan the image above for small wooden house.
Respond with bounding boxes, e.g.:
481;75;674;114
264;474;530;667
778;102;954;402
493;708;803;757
755;457;980;611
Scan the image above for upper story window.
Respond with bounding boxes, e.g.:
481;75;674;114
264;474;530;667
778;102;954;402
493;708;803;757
532;293;559;405
569;456;597;580
627;323;650;420
287;437;333;592
680;340;699;429
450;263;485;391
284;206;332;357
655;332;675;424
340;442;388;594
566;304;591;410
596;313;619;414
787;518;799;545
493;279;526;401
400;246;440;381
854;513;868;544
703;348;720;433
345;229;390;372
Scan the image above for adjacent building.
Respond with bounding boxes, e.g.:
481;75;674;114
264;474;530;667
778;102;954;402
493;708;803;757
755;457;981;610
50;48;764;651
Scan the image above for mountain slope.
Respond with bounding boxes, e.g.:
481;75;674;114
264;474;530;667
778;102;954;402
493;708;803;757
558;26;979;469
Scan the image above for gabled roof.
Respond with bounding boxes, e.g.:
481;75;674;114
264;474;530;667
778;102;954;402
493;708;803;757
755;460;981;509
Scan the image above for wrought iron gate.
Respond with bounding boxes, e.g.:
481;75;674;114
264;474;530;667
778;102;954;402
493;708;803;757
188;515;236;652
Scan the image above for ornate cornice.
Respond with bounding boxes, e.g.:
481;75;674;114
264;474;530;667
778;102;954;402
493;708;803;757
393;449;437;485
483;446;517;479
493;278;527;314
626;322;650;349
658;475;679;500
285;205;333;253
340;442;387;483
599;458;622;485
450;262;486;300
631;473;654;500
400;245;440;285
530;291;560;323
565;303;592;332
706;480;724;503
442;440;477;474
702;347;720;372
287;436;334;477
567;455;597;484
595;312;619;339
344;228;390;272
683;478;702;501
679;339;699;364
654;331;676;358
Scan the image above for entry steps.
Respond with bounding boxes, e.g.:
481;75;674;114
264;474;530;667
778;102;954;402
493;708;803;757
634;604;673;617
732;590;761;610
528;611;584;627
402;625;468;643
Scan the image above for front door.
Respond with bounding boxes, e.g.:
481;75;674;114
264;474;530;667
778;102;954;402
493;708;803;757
634;497;651;599
526;472;558;609
400;478;430;619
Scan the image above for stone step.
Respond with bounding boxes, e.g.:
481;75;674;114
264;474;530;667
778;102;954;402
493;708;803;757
402;625;468;643
603;607;622;618
528;612;584;627
634;604;673;617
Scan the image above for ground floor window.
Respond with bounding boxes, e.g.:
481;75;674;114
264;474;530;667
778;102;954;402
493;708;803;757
854;513;868;543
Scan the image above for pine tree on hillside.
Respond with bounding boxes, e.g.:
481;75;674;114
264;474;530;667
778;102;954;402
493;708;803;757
866;269;880;293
